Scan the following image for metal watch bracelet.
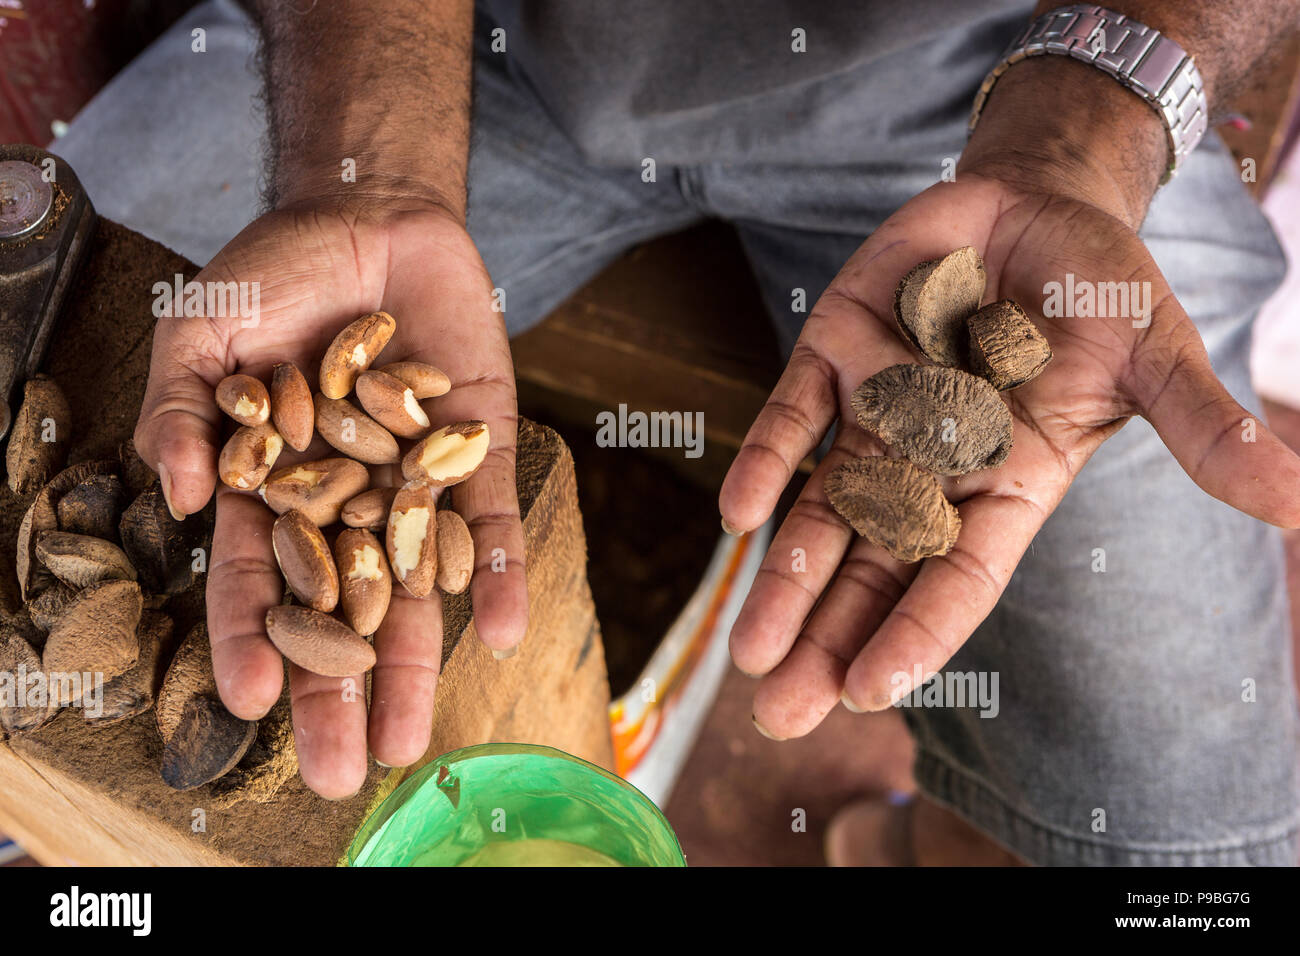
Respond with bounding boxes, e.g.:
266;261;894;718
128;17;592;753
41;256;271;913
968;4;1208;184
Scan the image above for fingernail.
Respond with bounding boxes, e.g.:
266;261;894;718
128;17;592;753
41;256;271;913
841;690;866;714
752;714;785;741
721;517;743;537
492;646;518;661
157;461;187;521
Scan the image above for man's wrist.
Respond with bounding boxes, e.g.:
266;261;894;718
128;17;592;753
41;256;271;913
959;54;1167;229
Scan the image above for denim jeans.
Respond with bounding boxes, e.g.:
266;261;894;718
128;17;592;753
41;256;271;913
53;0;1299;865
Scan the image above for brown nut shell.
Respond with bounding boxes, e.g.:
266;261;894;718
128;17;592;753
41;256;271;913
272;509;339;612
265;605;376;676
6;375;72;495
386;482;438;598
218;422;284;490
270;361;315;451
35;531;138;589
56;472;126;540
0;623;59;733
355;370;432;439
314;394;400;464
401;421;490;485
966;300;1053;391
435;510;474;595
379;361;451;399
90;610;173;726
27;581;78;632
341;487;398;529
156;621;218;740
824;456;961;563
319;311;396;399
334;528;392;636
215;373;271;426
161;694;259;791
261;457;370;526
893;246;987;367
42;579;144;705
851;364;1012;476
16;460;117;600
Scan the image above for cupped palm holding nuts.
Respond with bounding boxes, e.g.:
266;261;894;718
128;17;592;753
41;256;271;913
825;247;1053;563
214;312;483;678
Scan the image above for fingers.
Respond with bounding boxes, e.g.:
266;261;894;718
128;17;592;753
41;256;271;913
1132;325;1300;529
752;537;911;739
367;587;443;767
289;664;370;799
719;344;838;534
842;491;1044;712
135;321;228;519
206;488;285;720
729;433;880;678
430;376;528;655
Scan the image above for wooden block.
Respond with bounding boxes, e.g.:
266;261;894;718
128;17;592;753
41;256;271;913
0;220;611;865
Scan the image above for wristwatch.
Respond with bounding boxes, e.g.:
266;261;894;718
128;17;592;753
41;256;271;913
968;4;1208;184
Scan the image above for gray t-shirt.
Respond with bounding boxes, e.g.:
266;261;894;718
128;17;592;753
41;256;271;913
480;1;1034;166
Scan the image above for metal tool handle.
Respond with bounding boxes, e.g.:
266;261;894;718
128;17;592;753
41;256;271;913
0;144;97;440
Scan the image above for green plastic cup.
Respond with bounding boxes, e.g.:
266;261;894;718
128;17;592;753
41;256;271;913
346;743;686;867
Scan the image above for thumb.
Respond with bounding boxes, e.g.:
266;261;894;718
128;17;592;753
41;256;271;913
134;321;228;520
1133;323;1300;529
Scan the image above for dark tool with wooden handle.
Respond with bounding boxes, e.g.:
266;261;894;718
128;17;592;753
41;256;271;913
0;144;97;441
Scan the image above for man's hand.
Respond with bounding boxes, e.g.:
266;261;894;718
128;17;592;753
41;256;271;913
721;50;1300;738
135;202;526;797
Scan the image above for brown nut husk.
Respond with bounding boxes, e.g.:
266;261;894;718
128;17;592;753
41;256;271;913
386;482;438;598
435;510;474;595
319;311;396;399
215;373;271;426
88;610;173;726
6;375;72;495
265;605;377;676
161;694;259;791
261;457;370;526
824;456;961;562
966;300;1053;390
341;487;398;530
270;361;315;452
42;579;143;705
313;394;401;464
893;246;987;367
156;621;218;740
334;528;392;636
16;460;118;600
118;438;157;498
218;421;284;489
56;473;126;540
271;509;339;612
379;361;451;399
36;531;137;589
355;369;432;439
401;421;490;485
851;364;1013;476
0;622;59;734
119;482;212;595
26;580;78;632
155;623;258;789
